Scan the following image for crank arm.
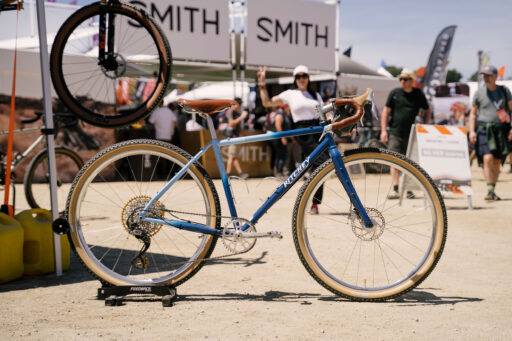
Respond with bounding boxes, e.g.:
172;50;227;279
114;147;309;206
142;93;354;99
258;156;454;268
239;231;283;239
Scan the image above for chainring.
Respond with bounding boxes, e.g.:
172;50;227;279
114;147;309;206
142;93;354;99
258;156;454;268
221;218;257;254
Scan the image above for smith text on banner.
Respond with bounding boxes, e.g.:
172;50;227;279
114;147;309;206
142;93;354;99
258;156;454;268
129;0;230;62
246;0;336;72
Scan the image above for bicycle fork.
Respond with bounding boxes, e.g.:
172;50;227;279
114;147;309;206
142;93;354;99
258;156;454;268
326;135;374;228
98;0;117;68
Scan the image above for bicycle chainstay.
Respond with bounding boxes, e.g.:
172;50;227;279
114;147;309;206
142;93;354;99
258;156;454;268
127;206;259;270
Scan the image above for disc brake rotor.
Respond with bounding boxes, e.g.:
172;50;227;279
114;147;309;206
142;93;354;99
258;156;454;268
101;53;127;79
350;207;385;241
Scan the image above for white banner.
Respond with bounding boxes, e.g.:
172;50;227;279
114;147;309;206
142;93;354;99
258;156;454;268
246;0;336;71
129;0;230;62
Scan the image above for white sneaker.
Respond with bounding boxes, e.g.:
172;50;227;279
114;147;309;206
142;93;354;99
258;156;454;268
387;190;399;199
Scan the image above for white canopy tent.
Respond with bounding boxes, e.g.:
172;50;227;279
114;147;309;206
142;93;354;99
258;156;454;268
164;81;252;107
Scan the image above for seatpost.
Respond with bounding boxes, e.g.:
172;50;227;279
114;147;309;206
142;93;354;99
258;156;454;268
205;115;218;139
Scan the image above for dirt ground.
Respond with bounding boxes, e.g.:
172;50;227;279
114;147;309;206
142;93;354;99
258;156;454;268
1;162;512;340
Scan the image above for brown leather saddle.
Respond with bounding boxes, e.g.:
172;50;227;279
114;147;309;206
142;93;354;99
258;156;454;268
177;99;236;116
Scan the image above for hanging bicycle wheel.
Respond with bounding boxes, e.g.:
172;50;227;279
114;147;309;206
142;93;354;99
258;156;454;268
293;148;447;301
66;140;221;286
24;147;83;214
50;2;172;127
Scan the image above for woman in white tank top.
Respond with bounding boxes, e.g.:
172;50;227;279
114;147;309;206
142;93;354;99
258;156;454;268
257;65;327;214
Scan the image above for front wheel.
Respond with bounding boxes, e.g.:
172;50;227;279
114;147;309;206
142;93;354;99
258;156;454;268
66;139;221;286
293;148;447;301
24;147;84;213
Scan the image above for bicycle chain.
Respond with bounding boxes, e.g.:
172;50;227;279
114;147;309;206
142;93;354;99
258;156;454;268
128;207;256;270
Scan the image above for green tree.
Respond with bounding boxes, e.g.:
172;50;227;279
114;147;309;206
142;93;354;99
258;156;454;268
446;69;463;83
469;71;478;81
385;65;402;77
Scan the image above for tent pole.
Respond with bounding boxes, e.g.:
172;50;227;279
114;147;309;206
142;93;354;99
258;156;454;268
240;1;246;107
335;0;341;95
230;0;237;99
35;0;62;275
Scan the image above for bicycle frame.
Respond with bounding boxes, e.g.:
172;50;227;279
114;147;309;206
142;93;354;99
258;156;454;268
0;128;45;171
142;115;373;236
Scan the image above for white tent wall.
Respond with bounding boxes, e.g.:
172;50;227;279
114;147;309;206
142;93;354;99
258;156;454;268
0;48;57;99
164;81;252;106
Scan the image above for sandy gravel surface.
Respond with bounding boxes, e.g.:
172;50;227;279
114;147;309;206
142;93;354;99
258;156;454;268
1;163;512;340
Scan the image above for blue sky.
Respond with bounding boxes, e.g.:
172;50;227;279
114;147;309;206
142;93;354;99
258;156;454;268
338;0;512;80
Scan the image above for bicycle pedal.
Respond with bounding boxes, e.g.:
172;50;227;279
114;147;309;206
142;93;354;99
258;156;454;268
267;231;283;239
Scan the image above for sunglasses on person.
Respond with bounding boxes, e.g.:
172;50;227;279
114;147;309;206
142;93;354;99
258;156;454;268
399;77;412;82
295;73;309;80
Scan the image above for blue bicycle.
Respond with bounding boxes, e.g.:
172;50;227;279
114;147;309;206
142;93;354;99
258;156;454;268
65;89;447;301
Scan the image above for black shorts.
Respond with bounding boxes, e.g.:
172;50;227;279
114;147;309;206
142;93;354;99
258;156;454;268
387;135;408;155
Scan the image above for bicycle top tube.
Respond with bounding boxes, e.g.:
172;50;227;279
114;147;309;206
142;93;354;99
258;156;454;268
218;126;324;147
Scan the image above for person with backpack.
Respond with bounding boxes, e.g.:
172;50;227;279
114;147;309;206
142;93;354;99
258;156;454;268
469;65;512;200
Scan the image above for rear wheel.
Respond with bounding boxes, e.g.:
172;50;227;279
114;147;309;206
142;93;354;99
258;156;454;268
50;2;172;127
66;139;221;286
293;148;447;301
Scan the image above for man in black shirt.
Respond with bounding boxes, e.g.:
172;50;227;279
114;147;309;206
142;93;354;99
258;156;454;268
380;68;431;199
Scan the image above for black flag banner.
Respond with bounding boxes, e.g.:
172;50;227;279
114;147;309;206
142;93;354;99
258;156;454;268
422;25;457;101
343;46;352;58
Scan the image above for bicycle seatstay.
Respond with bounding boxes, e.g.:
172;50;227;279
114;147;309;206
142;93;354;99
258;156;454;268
143;139;215;214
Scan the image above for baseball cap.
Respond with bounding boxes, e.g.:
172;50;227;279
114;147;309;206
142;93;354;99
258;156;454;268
479;65;498;75
397;68;416;80
293;65;309;76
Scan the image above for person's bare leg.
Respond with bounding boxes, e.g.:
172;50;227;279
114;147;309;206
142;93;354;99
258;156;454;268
391;167;401;187
233;158;243;175
483;154;502;199
226;156;234;175
483;154;498;183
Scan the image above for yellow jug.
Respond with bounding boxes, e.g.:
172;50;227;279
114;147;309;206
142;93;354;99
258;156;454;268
15;209;70;275
0;212;24;283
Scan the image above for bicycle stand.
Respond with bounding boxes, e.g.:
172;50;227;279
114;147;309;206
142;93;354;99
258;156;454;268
97;285;177;307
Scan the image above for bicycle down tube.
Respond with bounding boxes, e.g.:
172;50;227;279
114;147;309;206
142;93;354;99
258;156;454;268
142;121;374;236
